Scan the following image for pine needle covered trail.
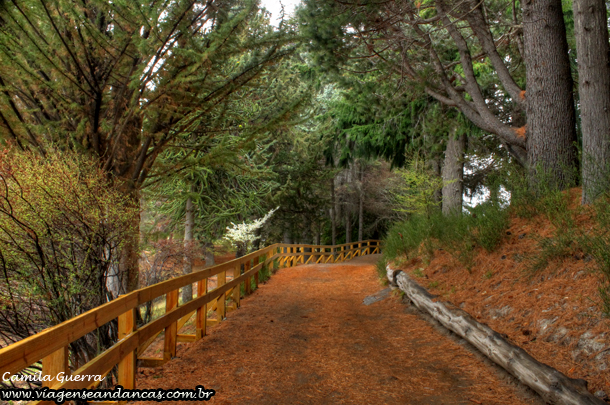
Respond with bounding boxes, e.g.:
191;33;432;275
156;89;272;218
134;255;540;405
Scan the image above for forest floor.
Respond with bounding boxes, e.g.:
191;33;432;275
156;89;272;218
133;255;544;405
392;188;610;400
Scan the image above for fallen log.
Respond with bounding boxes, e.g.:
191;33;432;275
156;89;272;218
386;265;605;405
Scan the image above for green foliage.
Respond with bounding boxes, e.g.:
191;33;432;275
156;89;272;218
469;202;510;252
384;215;436;262
383;204;509;268
528;233;577;273
504;166;582;274
510;169;575;225
0;0;299;191
581;194;610;316
259;255;272;283
376;256;388;282
0;149;136;346
393;164;443;218
265;124;336;244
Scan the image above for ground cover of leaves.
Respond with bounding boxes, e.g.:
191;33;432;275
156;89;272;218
396;189;610;398
134;255;541;405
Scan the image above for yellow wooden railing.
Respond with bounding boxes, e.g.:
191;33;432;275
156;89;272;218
0;240;381;403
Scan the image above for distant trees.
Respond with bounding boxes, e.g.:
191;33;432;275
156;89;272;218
298;0;586;195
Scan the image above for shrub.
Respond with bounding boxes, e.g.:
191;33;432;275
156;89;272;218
383;202;509;270
582;194;610;316
0;149;136;374
471;202;510;252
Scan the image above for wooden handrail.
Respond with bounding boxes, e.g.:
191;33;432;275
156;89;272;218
0;240;381;401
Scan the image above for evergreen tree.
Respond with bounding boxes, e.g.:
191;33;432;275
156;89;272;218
0;0;298;291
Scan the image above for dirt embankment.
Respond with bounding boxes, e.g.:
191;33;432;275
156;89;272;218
394;194;610;399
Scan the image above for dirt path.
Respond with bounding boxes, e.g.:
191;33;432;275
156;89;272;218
134;255;543;405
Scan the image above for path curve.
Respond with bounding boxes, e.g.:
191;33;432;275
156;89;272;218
135;255;542;405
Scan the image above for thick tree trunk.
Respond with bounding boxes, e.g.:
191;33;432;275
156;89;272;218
522;0;578;189
182;195;194;303
330;178;337;246
574;0;610;204
358;165;364;242
442;134;465;215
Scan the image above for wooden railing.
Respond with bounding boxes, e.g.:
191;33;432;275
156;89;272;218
0;240;381;403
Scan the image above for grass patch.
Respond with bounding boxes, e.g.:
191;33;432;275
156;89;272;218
376;256;388;283
581;194;610;316
383;202;509;269
527;233;578;274
470;202;510;252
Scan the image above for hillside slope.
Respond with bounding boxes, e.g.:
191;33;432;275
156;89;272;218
391;189;610;399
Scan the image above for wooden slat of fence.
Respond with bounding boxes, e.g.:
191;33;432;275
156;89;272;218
0;293;138;376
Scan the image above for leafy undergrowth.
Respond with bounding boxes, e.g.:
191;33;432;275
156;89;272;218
390;188;610;398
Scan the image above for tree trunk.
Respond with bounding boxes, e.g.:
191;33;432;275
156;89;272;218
119;189;140;294
302;225;312;262
429;156;442;208
182;195;194;303
442;134;465;215
574;0;610;204
345;208;351;244
358;164;364;242
252;227;263;251
522;0;578;189
235;242;246;259
203;242;215;267
283;229;292;245
330;178;337;246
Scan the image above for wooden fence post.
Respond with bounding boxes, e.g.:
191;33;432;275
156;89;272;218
233;266;240;308
217;270;226;320
254;256;260;289
245;260;251;295
118;308;136;393
196;278;208;340
164;289;178;361
42;346;69;388
283;247;288;268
